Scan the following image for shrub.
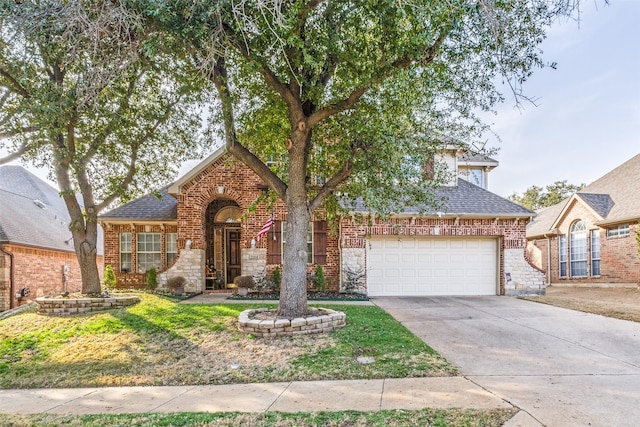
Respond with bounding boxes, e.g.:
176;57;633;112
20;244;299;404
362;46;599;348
272;266;281;292
166;276;186;295
312;265;326;292
146;267;158;290
234;275;256;289
102;265;117;291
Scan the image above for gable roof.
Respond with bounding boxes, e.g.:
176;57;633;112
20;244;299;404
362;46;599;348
0;166;75;252
350;178;534;218
527;153;640;237
99;188;177;221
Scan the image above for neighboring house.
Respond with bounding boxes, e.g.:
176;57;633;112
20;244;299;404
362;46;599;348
99;147;544;297
0;166;104;311
527;153;640;286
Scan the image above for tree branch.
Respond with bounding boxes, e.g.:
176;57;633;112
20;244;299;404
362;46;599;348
208;56;287;200
0;126;38;139
0;142;35;165
309;158;352;212
0;67;30;98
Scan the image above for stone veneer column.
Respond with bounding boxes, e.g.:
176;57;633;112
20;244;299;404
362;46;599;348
503;248;546;296
340;247;367;293
241;248;267;277
158;249;205;293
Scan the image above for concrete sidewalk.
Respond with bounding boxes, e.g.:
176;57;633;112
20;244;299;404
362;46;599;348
0;377;511;415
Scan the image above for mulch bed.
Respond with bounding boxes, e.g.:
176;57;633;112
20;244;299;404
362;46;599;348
228;291;369;301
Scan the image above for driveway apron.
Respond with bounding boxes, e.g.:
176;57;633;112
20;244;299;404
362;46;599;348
373;296;640;427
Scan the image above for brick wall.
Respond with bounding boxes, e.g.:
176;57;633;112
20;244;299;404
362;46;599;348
529;198;640;285
0;243;104;311
102;223;178;288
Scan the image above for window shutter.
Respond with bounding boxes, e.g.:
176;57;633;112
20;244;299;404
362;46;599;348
314;220;327;265
267;220;282;264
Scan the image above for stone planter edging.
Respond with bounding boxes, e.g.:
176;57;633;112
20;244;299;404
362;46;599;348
238;307;346;338
36;295;140;316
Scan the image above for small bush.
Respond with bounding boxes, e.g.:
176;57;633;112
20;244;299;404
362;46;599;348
272;266;281;292
166;276;186;289
102;265;117;290
312;265;326;291
234;275;256;289
146;267;158;290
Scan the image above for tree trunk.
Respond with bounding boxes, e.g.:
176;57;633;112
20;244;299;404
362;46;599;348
277;127;311;318
70;213;102;294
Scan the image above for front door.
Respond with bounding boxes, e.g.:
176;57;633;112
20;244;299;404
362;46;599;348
226;228;242;284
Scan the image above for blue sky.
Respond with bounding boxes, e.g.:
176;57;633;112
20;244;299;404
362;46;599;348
487;0;640;197
5;1;639;199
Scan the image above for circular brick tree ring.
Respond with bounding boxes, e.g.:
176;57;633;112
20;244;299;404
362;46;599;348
238;307;346;337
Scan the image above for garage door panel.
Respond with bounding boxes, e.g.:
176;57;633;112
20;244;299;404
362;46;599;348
366;237;497;296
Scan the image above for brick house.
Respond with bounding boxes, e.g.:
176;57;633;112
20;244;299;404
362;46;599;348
99;147;543;296
527;153;640;286
0;166;104;311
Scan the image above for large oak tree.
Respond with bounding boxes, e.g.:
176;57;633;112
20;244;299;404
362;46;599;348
142;0;583;318
0;0;205;294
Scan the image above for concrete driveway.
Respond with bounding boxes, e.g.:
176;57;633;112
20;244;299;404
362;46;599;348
373;296;640;427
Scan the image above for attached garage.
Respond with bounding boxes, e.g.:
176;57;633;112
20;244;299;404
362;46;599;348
366;237;498;296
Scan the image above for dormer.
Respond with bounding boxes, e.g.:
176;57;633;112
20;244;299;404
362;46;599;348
433;145;464;187
457;153;499;190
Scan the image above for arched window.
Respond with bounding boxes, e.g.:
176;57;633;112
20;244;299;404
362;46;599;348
570;220;587;277
214;206;242;223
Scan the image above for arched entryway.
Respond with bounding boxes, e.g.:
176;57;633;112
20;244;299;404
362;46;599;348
205;200;242;290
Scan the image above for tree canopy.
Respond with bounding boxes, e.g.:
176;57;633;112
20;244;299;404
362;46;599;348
0;0;207;293
508;180;585;211
136;0;582;317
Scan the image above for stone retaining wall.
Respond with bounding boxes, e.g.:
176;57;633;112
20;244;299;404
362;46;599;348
36;295;140;316
238;308;346;337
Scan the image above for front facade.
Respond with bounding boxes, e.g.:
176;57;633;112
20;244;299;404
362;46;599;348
0;166;104;311
527;154;640;286
100;147;544;296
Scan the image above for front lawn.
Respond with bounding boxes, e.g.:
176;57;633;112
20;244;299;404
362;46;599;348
0;408;517;427
0;293;456;389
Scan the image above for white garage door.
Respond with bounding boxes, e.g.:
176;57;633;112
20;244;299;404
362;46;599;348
366;237;498;296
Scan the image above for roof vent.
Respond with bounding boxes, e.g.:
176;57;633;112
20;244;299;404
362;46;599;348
33;199;47;209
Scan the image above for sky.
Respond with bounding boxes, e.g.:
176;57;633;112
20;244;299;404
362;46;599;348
4;0;639;199
486;0;640;197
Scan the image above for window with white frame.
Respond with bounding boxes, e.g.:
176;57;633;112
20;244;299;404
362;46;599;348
137;232;161;273
467;168;484;188
559;234;567;278
120;232;132;273
166;233;178;266
607;224;629;238
282;221;313;264
570;220;587;277
590;229;600;276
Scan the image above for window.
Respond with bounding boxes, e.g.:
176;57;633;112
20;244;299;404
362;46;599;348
570;220;587;277
166;233;178;266
559;234;567;278
120;233;132;273
467;169;484;188
137;232;161;273
591;229;600;276
282;221;314;264
607;224;629;238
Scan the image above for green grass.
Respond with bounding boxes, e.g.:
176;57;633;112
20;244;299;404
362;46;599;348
0;408;517;427
0;293;455;389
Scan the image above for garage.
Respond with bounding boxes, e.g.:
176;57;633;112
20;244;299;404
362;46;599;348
366;237;498;296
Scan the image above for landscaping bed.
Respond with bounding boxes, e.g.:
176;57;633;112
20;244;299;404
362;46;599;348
228;291;369;301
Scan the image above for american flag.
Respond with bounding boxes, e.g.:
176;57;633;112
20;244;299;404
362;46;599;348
256;214;274;241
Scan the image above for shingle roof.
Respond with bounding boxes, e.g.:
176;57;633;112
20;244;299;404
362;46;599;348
0;166;75;252
527;152;640;237
577;193;615;218
99;188;177;221
350;179;534;217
